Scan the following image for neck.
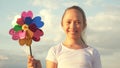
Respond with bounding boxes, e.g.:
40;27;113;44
64;37;84;46
66;38;80;44
63;36;87;49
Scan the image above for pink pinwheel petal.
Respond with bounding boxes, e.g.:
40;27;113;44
21;11;26;20
12;32;19;40
27;11;33;18
21;11;33;20
18;30;26;39
9;28;15;35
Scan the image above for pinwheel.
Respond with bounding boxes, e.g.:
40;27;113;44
9;11;44;56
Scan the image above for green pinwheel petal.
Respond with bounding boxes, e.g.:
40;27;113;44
13;25;22;32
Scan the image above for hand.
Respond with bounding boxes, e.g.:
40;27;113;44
27;56;42;68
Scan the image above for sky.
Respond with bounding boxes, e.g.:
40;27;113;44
0;0;120;68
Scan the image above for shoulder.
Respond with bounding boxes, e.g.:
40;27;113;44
46;43;62;63
48;43;62;54
86;45;100;56
49;43;62;51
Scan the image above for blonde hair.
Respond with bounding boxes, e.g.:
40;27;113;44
61;5;87;44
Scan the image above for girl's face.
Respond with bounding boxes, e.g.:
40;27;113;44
62;9;84;39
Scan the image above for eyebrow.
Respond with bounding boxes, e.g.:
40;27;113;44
66;19;81;21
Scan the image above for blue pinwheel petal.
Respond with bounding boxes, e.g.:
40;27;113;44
25;17;33;25
33;16;44;28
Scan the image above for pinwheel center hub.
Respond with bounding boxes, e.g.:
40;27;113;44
22;24;28;31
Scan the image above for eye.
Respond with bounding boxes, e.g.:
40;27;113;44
76;21;81;24
67;21;71;24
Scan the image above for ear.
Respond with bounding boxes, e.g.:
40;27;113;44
61;23;66;32
61;24;64;30
82;21;87;30
61;21;63;26
61;22;64;28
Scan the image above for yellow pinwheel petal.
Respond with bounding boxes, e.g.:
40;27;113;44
22;24;28;31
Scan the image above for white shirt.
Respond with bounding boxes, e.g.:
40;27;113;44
46;43;102;68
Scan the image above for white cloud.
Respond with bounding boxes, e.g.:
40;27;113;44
0;64;3;68
83;0;101;7
39;9;53;28
32;0;61;9
11;15;20;27
86;4;119;54
87;9;120;32
85;5;120;68
84;0;93;7
101;51;120;68
0;55;8;60
87;10;120;44
38;9;64;42
63;1;79;7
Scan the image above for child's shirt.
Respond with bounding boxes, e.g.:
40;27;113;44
46;43;102;68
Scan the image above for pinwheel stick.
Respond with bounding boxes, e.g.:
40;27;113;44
29;46;32;56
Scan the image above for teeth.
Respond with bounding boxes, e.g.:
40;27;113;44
70;31;77;33
69;30;78;33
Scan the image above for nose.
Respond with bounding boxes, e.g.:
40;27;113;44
70;22;76;29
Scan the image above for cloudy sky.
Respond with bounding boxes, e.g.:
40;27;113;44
0;0;120;68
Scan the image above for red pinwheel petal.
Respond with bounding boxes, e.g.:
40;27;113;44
32;37;40;42
29;23;38;32
38;29;44;36
16;18;24;26
33;29;44;38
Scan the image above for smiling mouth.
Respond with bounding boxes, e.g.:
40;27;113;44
69;30;78;34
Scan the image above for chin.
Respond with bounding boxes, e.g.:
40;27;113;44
69;35;80;39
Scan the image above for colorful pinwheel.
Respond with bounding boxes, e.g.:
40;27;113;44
9;11;44;56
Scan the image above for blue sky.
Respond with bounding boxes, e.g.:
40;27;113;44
0;0;120;68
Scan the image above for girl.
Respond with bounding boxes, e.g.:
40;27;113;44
28;5;102;68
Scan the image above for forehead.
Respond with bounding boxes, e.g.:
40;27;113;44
63;9;83;20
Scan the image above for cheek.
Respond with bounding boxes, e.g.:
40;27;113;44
77;25;84;33
63;26;67;31
62;25;68;32
79;23;84;30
